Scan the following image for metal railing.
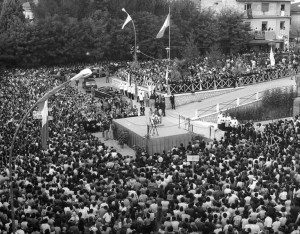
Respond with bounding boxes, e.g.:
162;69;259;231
169;68;298;94
179;115;193;133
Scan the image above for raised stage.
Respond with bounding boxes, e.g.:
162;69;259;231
113;116;195;155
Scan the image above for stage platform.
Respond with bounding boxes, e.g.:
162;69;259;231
113;116;196;155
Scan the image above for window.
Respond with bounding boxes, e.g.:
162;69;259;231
262;21;268;31
244;3;252;10
244;22;251;28
280;21;285;30
262;3;269;12
281;4;285;11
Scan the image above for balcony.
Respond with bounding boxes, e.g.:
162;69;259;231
243;9;253;19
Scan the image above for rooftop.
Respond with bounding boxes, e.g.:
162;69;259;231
237;0;291;2
291;2;300;11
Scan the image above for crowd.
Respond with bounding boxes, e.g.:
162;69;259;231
115;52;300;94
2;62;300;234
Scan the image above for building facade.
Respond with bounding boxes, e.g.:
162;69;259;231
200;0;291;50
290;2;300;40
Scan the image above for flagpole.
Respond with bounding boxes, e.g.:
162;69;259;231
168;5;171;62
122;9;137;65
131;20;137;64
167;6;171;95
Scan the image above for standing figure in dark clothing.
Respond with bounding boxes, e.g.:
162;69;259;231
170;93;175;110
161;96;166;116
140;103;145;116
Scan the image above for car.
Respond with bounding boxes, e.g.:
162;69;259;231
82;78;97;92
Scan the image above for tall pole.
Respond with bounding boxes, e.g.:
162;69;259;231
8;69;92;234
131;20;138;65
121;9;138;65
167;6;171;95
168;5;171;63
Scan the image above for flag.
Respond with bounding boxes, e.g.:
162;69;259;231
122;8;132;29
270;47;275;66
156;13;170;39
37;100;49;149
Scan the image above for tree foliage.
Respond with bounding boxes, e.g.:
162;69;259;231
0;0;25;31
0;0;251;66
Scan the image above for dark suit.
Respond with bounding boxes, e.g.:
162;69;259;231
170;95;175;109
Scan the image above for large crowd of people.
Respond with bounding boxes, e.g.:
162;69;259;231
115;51;300;94
1;55;300;234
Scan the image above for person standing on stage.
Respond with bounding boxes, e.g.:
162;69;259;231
128;85;132;99
225;113;232;132
150;91;156;110
140;103;145;116
119;82;124;95
217;112;222;130
161;96;166;117
139;90;144;106
230;117;239;129
220;113;226;130
131;85;135;100
170;93;175;110
145;92;150;107
124;82;128;97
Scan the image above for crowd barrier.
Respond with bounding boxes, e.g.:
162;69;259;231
169;67;299;94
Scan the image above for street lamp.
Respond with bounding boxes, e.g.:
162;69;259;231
8;68;92;234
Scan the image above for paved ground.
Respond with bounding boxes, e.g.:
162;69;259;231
169;77;296;119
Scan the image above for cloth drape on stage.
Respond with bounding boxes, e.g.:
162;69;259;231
113;119;193;155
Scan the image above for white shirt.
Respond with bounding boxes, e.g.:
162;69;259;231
264;216;273;228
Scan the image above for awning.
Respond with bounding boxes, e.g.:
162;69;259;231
248;39;284;45
248;40;270;44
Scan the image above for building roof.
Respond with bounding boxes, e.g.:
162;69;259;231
291;2;300;11
237;0;291;2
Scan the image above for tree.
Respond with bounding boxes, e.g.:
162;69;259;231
216;9;251;54
291;25;300;44
31;0;94;21
206;44;225;68
189;9;218;54
181;34;199;62
0;0;25;32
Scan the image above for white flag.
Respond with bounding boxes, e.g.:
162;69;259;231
165;67;169;83
270;47;275;66
122;8;132;29
156;13;170;39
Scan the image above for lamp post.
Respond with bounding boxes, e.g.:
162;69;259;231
8;68;92;234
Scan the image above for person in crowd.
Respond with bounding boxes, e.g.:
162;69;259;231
149;91;156;110
138;90;144;106
2;57;300;234
161;96;166;117
140;103;145;116
170;93;175;110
